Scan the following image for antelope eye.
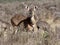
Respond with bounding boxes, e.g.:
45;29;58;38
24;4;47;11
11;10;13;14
34;6;37;8
27;6;28;9
25;6;28;9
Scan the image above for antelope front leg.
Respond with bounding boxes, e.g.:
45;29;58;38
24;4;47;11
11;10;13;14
33;24;38;32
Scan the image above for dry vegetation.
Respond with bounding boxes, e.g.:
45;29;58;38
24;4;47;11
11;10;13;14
0;0;60;45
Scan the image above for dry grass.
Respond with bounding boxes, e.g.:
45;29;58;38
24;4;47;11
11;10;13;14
0;0;60;45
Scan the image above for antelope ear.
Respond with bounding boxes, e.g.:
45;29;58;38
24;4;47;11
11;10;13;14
34;6;38;11
25;6;29;11
22;2;29;11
